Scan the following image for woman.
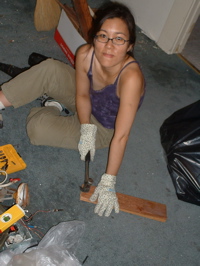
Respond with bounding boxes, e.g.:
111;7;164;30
0;2;145;217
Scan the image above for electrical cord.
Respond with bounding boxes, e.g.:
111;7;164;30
23;209;64;222
0;170;14;188
0;170;19;188
0;170;8;185
20;209;64;239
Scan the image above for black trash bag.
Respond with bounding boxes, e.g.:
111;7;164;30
160;100;200;206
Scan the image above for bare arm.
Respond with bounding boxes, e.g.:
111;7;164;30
76;45;98;161
106;67;144;176
75;45;92;124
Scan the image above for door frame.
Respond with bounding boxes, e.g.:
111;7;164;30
157;0;200;54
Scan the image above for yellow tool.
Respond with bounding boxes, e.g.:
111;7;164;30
0;204;25;233
0;144;26;174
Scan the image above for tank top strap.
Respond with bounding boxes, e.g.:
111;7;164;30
88;51;95;75
114;61;138;85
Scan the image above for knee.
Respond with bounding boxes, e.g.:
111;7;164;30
26;110;46;145
26;119;40;145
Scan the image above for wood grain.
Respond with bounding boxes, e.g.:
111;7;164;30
80;186;167;222
72;0;93;42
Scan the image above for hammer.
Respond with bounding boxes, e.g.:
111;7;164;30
80;151;93;192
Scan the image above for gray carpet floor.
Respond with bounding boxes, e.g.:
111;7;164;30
0;1;200;265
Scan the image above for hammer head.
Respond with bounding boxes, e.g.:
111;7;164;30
80;178;93;192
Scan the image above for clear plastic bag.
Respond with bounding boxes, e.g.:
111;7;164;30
0;221;85;266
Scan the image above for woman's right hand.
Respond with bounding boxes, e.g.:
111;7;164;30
78;124;97;161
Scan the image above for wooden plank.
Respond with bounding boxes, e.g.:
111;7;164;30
72;0;93;41
80;186;167;222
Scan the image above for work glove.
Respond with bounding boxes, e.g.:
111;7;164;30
90;174;119;217
78;124;97;161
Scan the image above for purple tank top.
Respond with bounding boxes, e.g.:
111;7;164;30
88;52;144;129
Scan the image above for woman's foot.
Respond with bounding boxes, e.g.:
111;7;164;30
40;94;70;115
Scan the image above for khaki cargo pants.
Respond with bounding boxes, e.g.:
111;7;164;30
2;59;114;149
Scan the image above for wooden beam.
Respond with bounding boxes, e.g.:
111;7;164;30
71;0;93;41
80;186;167;222
55;1;80;31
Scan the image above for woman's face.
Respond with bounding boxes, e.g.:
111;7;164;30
94;18;133;68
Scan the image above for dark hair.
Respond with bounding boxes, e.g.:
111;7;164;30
88;1;136;56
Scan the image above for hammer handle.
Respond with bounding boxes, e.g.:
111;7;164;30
85;151;90;183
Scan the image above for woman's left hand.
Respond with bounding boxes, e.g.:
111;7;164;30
90;173;119;217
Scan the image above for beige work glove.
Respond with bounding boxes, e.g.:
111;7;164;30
78;124;97;161
90;174;119;217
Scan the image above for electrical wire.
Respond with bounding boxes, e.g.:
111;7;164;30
20;209;64;238
0;170;19;187
19;219;44;239
23;209;63;222
0;170;8;185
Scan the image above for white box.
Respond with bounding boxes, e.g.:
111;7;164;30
54;9;86;67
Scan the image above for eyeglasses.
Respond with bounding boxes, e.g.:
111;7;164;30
95;34;129;45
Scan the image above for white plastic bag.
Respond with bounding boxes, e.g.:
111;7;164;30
0;221;85;266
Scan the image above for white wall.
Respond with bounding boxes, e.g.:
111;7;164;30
119;0;175;41
157;0;200;54
116;0;200;54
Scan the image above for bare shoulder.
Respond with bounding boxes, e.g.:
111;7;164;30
118;59;145;97
125;59;144;82
75;44;93;71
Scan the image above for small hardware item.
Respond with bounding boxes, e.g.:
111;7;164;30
0;144;26;174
